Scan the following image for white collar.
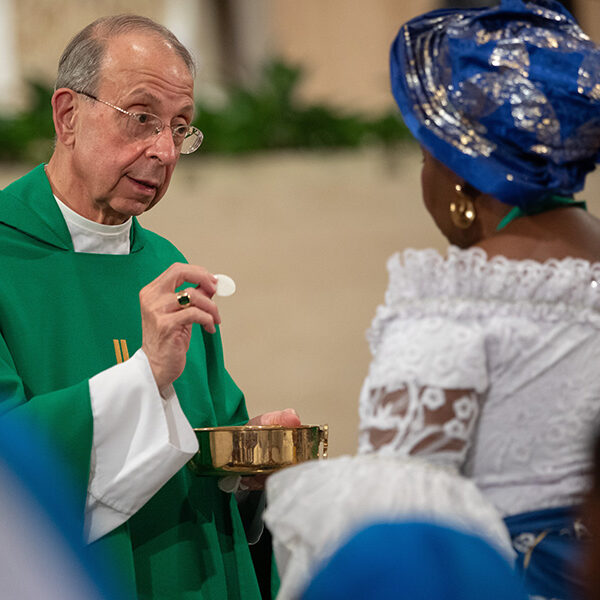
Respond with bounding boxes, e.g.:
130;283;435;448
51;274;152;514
53;195;132;255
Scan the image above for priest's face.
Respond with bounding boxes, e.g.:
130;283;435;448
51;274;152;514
67;31;195;224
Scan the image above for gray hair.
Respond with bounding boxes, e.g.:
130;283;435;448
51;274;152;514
55;14;196;94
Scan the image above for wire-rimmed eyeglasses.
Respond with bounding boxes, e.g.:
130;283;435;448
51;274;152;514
74;91;203;154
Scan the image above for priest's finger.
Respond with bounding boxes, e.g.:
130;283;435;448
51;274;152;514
166;304;219;335
172;287;221;325
159;262;218;297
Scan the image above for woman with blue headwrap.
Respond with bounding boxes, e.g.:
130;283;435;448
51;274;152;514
264;1;600;599
373;1;600;597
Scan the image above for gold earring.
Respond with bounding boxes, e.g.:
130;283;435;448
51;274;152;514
449;183;476;229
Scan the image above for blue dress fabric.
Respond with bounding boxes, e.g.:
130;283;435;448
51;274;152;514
302;521;528;600
389;0;600;207
0;414;123;600
505;507;589;600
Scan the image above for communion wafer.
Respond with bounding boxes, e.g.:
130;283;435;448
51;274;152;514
215;274;236;297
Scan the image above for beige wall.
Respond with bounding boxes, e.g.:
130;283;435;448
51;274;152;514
576;0;600;42
265;0;437;113
15;0;163;84
11;0;437;113
11;1;600;111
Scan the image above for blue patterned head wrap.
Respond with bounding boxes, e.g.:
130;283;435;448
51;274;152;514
390;0;600;208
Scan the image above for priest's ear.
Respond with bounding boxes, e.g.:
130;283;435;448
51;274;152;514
51;88;79;147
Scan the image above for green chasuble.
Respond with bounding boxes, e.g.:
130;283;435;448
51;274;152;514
0;165;261;600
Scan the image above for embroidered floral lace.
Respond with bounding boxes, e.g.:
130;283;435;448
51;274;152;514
359;246;600;516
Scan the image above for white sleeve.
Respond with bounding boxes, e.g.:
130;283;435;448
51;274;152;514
358;317;488;470
84;349;198;544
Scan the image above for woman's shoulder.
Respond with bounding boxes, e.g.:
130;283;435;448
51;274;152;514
388;245;600;282
368;246;600;356
381;245;600;314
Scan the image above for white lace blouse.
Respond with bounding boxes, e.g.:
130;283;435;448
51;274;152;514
358;246;600;517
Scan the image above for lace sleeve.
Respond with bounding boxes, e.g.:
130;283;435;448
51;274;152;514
358;382;480;470
359;314;488;470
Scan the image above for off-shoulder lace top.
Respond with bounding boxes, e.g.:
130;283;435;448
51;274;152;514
359;246;600;516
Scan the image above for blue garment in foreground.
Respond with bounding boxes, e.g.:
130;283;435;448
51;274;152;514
302;521;527;600
0;414;123;600
390;0;600;207
506;506;588;600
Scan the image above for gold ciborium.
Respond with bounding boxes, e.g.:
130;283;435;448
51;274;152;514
188;424;328;476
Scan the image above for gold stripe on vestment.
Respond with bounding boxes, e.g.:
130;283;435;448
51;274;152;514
113;339;123;364
120;339;129;361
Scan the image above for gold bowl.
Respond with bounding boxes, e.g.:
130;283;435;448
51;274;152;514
188;424;328;476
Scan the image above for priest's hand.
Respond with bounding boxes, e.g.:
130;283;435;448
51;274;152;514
140;263;221;390
246;409;301;428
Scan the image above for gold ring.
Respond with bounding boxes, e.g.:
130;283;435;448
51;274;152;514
176;290;191;308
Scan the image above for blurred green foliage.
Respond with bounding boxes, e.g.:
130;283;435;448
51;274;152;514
0;82;55;163
194;60;411;153
0;59;411;164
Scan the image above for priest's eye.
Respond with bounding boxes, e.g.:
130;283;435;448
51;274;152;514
126;113;163;137
172;125;189;142
73;92;203;152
